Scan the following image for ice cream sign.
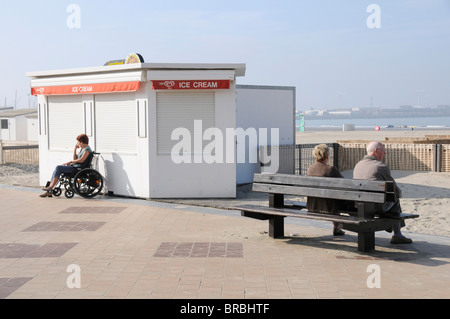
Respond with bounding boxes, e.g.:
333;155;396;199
152;80;230;90
31;81;141;96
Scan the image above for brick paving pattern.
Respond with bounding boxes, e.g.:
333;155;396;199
154;242;244;258
59;207;126;214
0;243;77;258
22;221;105;232
0;278;33;299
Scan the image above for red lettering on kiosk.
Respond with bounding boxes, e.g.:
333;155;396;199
31;81;141;96
152;80;230;90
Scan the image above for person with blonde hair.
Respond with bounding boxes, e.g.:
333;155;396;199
307;144;354;236
353;141;412;244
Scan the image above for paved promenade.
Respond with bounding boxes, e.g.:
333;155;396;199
0;184;449;300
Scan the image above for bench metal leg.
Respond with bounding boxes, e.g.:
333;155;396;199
269;217;284;238
358;232;375;252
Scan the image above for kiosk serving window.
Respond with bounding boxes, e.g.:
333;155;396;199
156;91;215;155
95;93;137;154
48;95;84;150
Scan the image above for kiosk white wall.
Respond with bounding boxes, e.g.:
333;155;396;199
236;85;296;184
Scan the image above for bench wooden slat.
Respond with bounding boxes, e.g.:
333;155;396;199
234;204;364;224
235;204;418;220
253;183;389;203
254;173;394;193
235;204;418;222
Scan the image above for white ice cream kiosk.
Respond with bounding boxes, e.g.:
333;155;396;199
28;54;247;198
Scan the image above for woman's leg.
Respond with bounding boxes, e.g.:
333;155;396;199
48;166;74;189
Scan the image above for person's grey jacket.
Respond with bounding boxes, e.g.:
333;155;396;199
353;155;403;217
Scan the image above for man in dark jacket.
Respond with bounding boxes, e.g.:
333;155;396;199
353;141;412;244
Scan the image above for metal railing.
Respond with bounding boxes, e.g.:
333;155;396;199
260;143;339;175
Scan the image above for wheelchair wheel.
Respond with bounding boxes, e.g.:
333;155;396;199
65;188;75;198
73;168;103;198
52;187;62;197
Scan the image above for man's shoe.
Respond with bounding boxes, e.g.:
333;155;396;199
390;235;412;244
333;228;345;236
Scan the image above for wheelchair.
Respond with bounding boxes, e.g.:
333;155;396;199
50;151;104;199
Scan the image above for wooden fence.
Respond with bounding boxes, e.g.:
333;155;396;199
0;144;39;165
439;144;450;172
262;142;450;174
338;143;437;171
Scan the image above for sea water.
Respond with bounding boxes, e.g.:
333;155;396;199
302;116;450;129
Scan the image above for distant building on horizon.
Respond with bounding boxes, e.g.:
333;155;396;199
300;104;450;119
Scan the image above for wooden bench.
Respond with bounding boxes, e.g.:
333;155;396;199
233;173;419;252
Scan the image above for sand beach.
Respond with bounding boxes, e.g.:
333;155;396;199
296;126;450;144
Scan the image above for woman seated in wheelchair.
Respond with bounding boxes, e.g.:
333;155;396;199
40;134;92;198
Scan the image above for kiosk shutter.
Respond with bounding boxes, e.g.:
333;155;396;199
95;93;137;153
156;92;215;154
48;95;84;150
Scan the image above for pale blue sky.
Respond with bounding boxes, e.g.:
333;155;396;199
1;0;449;110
